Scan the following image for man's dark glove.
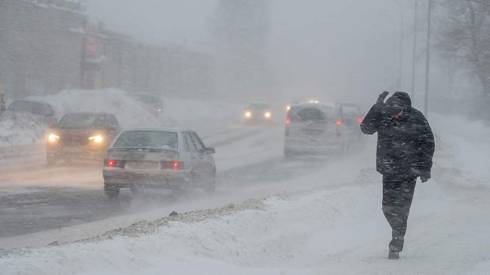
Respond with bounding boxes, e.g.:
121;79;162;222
377;91;390;105
420;171;431;183
411;168;431;182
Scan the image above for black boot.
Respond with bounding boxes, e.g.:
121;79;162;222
388;237;404;260
388;247;400;260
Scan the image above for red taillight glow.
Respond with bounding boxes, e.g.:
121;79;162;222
357;117;364;124
161;160;184;171
285;112;292;125
105;159;123;168
336;119;343;126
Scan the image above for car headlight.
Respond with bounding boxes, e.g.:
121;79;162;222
88;135;104;144
47;133;60;143
244;111;252;119
264;112;272;119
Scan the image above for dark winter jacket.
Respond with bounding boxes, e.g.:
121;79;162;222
361;92;435;177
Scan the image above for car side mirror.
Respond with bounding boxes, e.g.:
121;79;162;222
203;147;215;154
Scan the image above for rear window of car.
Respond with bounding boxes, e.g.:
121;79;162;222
59;113;98;129
113;131;178;150
292;107;327;122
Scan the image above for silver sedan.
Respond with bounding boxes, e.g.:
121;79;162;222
103;129;216;199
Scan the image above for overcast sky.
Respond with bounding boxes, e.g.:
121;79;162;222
86;0;411;104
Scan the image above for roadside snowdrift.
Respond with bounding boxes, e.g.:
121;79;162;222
3;176;490;275
0;113;47;146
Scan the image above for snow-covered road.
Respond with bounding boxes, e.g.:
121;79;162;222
2;133;490;274
0;125;281;238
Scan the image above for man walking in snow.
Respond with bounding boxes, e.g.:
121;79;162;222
361;91;435;259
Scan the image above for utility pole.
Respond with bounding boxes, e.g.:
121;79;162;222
424;0;433;116
411;0;418;99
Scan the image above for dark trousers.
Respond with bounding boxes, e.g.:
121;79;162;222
382;174;417;252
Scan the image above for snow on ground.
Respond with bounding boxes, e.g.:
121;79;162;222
0;113;50;146
2;171;490;275
431;113;490;187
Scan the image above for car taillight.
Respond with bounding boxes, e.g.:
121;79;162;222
161;160;184;171
285;112;292;125
336;119;343;126
105;159;124;168
357;117;364;124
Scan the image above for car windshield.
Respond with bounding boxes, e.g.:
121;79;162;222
7;101;53;116
58;113;98;129
113;131;178;150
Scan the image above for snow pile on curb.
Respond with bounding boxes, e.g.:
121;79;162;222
431;113;490;187
5;178;489;275
0;113;48;146
0;184;382;275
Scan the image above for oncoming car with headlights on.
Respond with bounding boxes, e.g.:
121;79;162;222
103;129;216;199
46;113;120;166
242;103;273;125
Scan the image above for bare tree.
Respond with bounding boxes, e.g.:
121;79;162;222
438;0;490;96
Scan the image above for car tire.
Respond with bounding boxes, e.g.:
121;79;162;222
130;184;144;196
104;184;120;199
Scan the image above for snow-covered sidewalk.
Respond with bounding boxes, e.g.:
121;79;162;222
2;174;490;275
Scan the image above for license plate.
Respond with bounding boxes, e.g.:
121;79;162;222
126;161;159;170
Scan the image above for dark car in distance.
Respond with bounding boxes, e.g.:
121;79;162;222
46;112;121;166
6;100;57;125
242;103;273;125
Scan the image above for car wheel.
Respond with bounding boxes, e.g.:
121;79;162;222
130;184;144;196
104;184;120;199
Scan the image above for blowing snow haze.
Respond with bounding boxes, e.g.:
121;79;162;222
3;0;490;274
86;0;403;104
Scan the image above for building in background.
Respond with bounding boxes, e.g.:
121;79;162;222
0;0;214;99
0;0;86;98
213;0;270;99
